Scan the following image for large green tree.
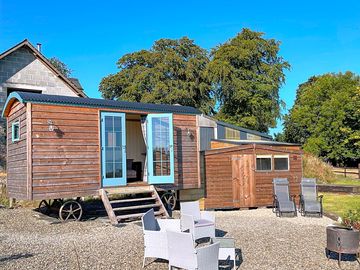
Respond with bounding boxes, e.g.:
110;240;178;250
283;72;360;165
208;28;290;132
99;37;214;114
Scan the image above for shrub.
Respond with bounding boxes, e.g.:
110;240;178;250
342;208;360;230
303;153;336;183
0;184;9;207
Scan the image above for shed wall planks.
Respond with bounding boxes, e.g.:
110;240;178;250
204;144;302;209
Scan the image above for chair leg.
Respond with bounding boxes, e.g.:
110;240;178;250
338;253;342;269
142;257;146;268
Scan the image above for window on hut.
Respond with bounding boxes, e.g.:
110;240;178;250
274;155;289;171
256;155;272;171
12;121;20;142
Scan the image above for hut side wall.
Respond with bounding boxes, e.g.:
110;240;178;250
204;145;302;209
173;114;199;189
28;104;199;199
7;101;28;199
31;104;100;199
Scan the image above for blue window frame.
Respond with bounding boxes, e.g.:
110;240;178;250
11;121;20;142
101;112;127;187
147;113;174;184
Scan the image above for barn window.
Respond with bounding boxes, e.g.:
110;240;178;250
225;127;240;140
12;121;20;142
274;155;289;171
256;155;272;171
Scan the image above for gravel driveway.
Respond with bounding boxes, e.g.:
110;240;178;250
0;207;358;270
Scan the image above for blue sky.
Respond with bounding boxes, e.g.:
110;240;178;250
1;1;360;135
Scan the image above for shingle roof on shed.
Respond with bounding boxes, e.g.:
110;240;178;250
2;91;202;117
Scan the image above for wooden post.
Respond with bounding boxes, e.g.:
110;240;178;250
358;163;360;180
9;198;15;208
344;166;347;178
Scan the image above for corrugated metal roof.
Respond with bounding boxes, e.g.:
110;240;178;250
4;91;202;115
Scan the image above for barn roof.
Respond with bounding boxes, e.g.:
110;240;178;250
2;91;202;117
0;39;86;97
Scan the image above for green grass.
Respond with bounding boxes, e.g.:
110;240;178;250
321;192;360;217
330;177;360;186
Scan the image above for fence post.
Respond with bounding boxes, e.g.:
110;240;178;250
358;163;360;179
344;166;347;178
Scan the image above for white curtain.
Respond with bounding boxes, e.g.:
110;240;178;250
140;116;148;182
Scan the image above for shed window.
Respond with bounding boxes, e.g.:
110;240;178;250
256;155;272;171
274;155;289;171
247;133;261;140
12;121;20;142
225;127;240;140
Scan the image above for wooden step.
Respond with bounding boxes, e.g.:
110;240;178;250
109;196;156;204
105;186;152;195
116;210;164;221
99;185;169;224
112;203;161;212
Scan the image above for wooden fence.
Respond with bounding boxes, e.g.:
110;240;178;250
332;164;360;179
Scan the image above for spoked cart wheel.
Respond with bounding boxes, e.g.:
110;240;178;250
160;191;177;211
59;200;83;222
38;200;51;215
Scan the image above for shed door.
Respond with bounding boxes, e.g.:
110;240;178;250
232;154;255;207
147;113;174;184
101;112;126;187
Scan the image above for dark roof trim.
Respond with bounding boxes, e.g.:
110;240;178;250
212;139;301;146
2;92;202;117
216;120;272;139
0;39;86;97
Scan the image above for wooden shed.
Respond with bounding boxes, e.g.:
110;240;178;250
3;91;202;222
203;139;303;209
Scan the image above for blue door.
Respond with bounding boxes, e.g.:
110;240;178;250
147;114;175;184
101;112;126;187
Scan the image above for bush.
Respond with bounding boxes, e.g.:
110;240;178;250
342;208;360;230
0;184;9;207
303;153;336;183
0;123;6;170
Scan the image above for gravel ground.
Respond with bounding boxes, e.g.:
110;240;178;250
0;208;359;270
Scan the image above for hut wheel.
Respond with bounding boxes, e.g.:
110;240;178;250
59;200;83;222
161;191;177;211
38;200;51;215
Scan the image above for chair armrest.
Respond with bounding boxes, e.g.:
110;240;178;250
181;214;195;233
200;211;215;223
158;219;181;232
143;230;167;248
196;242;220;269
